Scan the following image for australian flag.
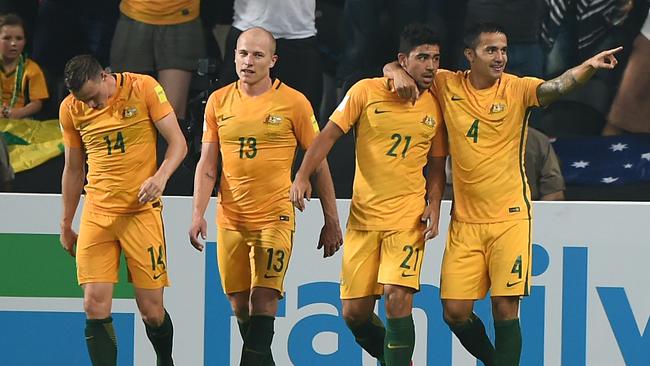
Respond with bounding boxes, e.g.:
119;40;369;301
552;134;650;185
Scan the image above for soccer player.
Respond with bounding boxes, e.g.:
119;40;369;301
59;55;187;366
291;24;447;366
189;27;342;366
384;23;621;365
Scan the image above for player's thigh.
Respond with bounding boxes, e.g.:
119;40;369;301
487;219;532;297
216;227;252;294
153;18;206;71
250;228;294;295
76;209;121;285
340;229;383;300
440;220;490;300
117;208;169;289
110;14;155;72
378;230;425;292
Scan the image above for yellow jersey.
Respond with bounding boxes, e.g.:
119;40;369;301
434;69;543;223
330;77;448;231
60;73;172;214
203;79;319;231
120;0;199;25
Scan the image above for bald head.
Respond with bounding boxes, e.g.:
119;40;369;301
237;27;276;55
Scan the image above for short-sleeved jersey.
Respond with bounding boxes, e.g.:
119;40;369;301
0;58;49;109
434;70;544;223
59;72;173;214
203;79;319;231
120;0;199;25
330;77;448;231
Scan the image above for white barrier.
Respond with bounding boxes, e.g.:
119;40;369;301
0;194;648;365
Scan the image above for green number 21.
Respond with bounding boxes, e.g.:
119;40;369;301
386;133;412;158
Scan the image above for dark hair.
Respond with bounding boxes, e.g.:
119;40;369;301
463;23;507;50
64;55;103;92
0;13;24;30
399;23;440;55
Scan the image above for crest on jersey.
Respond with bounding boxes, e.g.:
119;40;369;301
421;115;436;128
490;103;506;114
265;114;283;125
123;106;137;118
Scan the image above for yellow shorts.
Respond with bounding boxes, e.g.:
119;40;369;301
440;219;532;299
76;205;169;289
340;229;425;299
216;227;293;295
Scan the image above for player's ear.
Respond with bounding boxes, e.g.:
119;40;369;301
269;54;278;68
397;52;408;68
464;48;474;64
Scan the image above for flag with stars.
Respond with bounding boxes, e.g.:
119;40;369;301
552;135;650;185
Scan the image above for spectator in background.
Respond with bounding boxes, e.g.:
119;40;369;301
0;13;48;119
526;127;566;200
603;9;650;135
110;0;205;122
218;0;323;115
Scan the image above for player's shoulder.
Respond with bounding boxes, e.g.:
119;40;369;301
501;72;544;86
59;93;76;112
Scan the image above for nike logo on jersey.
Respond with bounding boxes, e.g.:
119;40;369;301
387;343;410;349
451;95;463;101
221;115;235;121
401;272;416;278
374;108;390;114
506;280;522;288
264;274;280;279
153;272;167;280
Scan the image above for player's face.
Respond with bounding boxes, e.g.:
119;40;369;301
0;25;25;61
235;34;278;85
73;72;111;110
399;44;440;91
466;32;508;82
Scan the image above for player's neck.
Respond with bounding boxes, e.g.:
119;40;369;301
240;77;273;97
468;71;498;90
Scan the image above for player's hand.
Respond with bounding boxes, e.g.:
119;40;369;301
318;221;343;258
189;216;207;252
60;226;78;257
585;46;623;70
392;67;418;105
421;202;441;241
290;174;312;212
138;174;167;203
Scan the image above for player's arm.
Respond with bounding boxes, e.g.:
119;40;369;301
309;159;343;257
537;47;623;106
383;61;418;104
290;121;345;211
189;141;220;252
60;146;85;256
422;155;446;240
138;112;188;203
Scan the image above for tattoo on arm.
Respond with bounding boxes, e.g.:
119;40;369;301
536;70;578;106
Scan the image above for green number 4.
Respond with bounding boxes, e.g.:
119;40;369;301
466;119;479;143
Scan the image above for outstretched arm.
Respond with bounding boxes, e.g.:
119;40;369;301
537;47;623;106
